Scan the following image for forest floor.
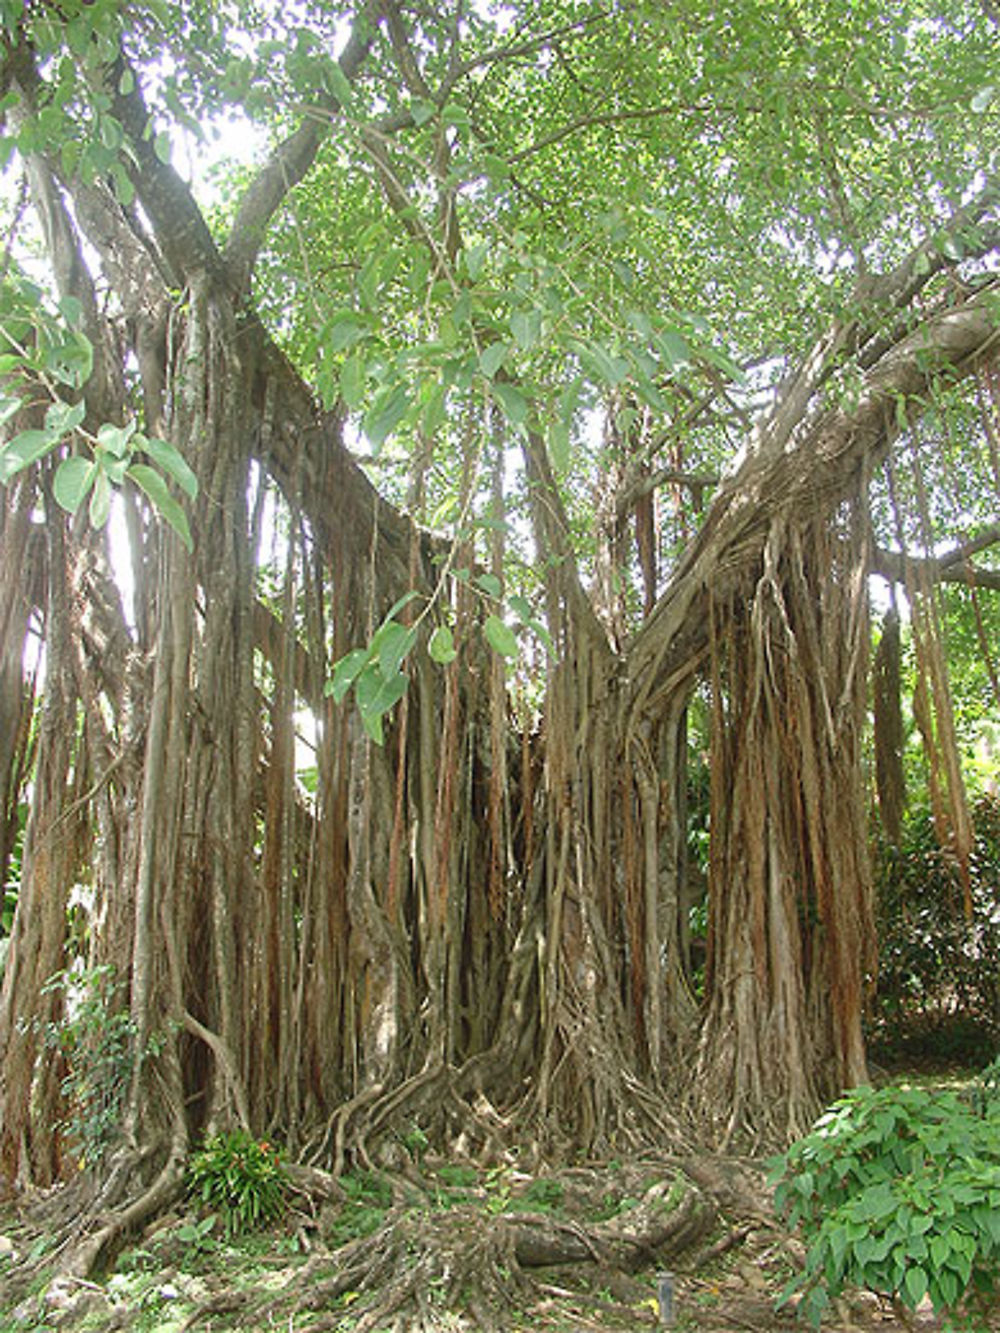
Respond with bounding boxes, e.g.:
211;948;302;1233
0;1067;997;1333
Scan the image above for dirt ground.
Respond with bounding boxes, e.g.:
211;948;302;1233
2;1148;994;1333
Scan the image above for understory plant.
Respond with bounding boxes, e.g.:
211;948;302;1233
38;965;148;1168
770;1074;1000;1327
187;1129;290;1236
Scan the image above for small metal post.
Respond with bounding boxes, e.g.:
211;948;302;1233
657;1270;675;1326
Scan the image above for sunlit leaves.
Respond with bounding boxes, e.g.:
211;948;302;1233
483;614;518;658
428;625;457;663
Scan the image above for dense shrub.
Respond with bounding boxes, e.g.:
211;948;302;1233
771;1071;1000;1326
870;795;1000;1060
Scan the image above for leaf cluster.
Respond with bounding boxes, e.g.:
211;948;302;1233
770;1080;1000;1325
37;965;146;1168
0;276;198;548
187;1129;290;1237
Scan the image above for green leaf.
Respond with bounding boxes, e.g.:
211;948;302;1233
1;427;60;478
97;420;137;458
971;85;996;113
476;572;502;598
654;328;692;369
549;421;570;474
376;622;416;679
57;295;84;327
326;60;355;109
510;309;541;351
153;130;172;164
463;244;488;282
327;312;369;352
340;354;367;409
45;330;93;389
355;663;409;743
480;341;510;378
127;463;193;552
508;594;532;622
142;436;198;499
44;398;86;435
89;467;111;528
411;98;437;126
0;395;21;428
902;1265;928;1308
382;590;421;623
327;648;370;703
491;381;529;428
421;384;447;436
364;384;410;452
428;625;457;664
483;615;518;659
53;456;96;513
528;617;554;654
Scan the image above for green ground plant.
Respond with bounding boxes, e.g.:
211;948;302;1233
325;1169;393;1248
770;1077;1000;1327
186;1130;290;1237
37;966;157;1168
871;795;1000;1062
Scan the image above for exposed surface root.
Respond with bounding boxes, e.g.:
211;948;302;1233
223;1170;714;1332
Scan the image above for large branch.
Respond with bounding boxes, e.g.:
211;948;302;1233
222;8;381;290
627;277;1000;715
873;525;1000;591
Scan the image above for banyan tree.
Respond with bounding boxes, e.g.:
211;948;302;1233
1;0;999;1264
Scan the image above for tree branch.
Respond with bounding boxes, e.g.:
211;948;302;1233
873;524;1000;590
222;8;381;290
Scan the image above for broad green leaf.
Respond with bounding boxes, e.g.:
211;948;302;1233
491;381;529;428
428;625;457;664
476;572;502;599
326;60;355;109
326;648;370;703
141;436;197;498
364;384;410;452
340;354;367;409
0;395;22;428
480;341;510;378
410;98;436;126
971;85;996;113
44;398;86;435
327;312;369;352
57;295;84;327
549;421;570;474
53;456;96;513
377;622;416;679
46;332;93;387
97;419;137;458
1;427;59;477
355;663;409;743
580;342;629;386
510;308;541;351
654;328;692;369
422;384;447;436
902;1265;928;1308
528;618;555;654
127;463;193;551
508;594;532;622
89;467;111;528
381;590;421;624
464;244;487;281
483;614;518;659
153;130;172;164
